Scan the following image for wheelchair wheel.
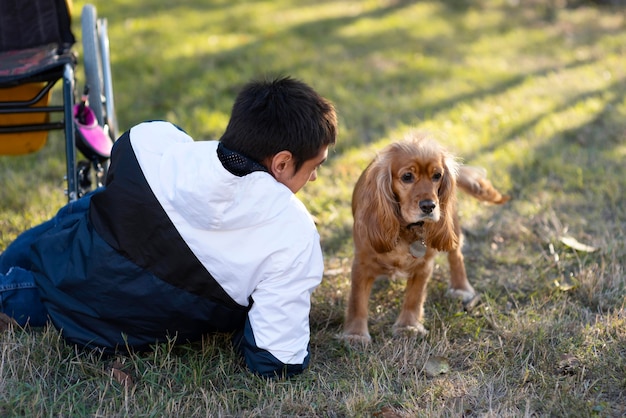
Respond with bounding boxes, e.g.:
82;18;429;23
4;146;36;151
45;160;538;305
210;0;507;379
81;4;118;141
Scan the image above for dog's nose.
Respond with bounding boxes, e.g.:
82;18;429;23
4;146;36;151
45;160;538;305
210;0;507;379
419;200;436;214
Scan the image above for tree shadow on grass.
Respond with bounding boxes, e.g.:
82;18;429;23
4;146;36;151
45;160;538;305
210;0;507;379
105;0;625;153
98;0;626;302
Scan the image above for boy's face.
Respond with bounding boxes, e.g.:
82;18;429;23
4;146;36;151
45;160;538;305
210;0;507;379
273;145;329;194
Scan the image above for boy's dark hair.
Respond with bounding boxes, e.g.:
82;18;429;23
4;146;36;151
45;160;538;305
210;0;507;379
219;76;337;173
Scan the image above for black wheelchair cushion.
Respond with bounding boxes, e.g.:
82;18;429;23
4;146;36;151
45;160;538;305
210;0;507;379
0;43;75;87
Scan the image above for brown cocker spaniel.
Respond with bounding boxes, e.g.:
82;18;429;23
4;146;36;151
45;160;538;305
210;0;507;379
342;131;509;344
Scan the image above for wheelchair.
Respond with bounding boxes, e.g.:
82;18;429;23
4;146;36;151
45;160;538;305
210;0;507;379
0;0;117;201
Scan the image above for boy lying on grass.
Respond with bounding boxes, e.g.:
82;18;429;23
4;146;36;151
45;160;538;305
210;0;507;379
0;76;337;378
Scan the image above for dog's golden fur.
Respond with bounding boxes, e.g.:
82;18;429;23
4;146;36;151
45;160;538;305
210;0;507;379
342;131;509;344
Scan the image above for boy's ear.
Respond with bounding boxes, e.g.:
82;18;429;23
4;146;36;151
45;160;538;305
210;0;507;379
268;151;293;179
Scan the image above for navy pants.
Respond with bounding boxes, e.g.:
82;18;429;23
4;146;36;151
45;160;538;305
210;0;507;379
0;196;90;326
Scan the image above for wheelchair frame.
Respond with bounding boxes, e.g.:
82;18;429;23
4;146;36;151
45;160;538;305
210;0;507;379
0;1;117;202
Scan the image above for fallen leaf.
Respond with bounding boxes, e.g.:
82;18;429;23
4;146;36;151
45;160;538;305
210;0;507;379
109;359;134;388
0;313;17;332
553;279;576;291
423;356;450;377
111;368;133;388
559;236;597;253
373;406;404;418
556;353;581;375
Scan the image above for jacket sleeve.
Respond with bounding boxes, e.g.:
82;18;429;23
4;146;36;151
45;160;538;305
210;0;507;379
232;317;310;378
232;234;323;378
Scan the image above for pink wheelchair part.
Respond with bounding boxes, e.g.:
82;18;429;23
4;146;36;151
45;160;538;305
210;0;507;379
73;103;113;159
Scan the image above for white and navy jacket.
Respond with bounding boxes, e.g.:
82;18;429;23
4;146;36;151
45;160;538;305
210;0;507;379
30;121;324;377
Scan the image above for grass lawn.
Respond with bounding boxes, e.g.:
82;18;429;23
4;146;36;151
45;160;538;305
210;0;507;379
1;0;625;416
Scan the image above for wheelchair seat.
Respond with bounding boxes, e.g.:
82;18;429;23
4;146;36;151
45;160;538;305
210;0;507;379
0;43;75;86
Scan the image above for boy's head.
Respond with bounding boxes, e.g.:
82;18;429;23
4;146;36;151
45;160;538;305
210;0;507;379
220;77;337;192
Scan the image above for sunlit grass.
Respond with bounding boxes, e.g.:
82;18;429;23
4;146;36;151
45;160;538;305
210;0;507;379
1;0;625;416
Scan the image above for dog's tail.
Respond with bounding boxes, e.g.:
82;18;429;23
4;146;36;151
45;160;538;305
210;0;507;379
457;166;510;204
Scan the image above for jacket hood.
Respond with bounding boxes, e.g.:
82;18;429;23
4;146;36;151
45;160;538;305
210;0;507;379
130;121;300;232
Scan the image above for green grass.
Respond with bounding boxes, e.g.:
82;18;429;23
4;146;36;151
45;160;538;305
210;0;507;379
2;0;626;416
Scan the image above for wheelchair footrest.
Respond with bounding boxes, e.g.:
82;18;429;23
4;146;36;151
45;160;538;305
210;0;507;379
74;104;113;161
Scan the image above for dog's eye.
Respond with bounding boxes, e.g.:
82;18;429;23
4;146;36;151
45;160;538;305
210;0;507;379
401;172;414;183
432;172;442;181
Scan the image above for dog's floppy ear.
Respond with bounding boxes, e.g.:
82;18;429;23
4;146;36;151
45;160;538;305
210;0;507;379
352;159;399;253
425;153;459;252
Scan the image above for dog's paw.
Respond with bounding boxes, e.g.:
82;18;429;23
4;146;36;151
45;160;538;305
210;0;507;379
447;288;481;311
392;323;429;338
446;287;475;302
336;332;372;346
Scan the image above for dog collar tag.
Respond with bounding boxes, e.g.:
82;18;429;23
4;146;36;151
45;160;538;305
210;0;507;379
409;241;427;258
